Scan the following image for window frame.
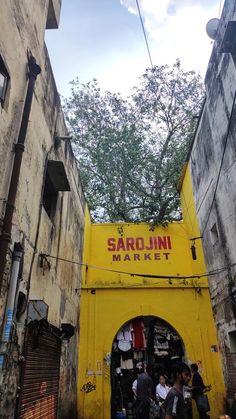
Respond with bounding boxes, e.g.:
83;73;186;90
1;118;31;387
42;160;70;221
0;55;10;106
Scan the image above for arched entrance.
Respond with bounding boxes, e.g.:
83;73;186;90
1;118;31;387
110;315;185;418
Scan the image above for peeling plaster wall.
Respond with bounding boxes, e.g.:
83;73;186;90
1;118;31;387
189;0;236;401
0;1;85;418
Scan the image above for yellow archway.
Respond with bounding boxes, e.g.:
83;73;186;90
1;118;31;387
110;315;186;417
78;286;224;419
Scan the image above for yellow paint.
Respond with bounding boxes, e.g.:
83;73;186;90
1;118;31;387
78;165;225;419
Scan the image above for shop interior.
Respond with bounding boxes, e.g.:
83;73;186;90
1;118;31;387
110;315;185;418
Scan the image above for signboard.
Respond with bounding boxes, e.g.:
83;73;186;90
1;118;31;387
107;235;172;262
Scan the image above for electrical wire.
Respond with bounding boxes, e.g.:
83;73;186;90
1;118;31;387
39;252;236;281
135;0;153;68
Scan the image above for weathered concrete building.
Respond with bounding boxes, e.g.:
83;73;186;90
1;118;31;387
188;0;236;408
0;1;85;418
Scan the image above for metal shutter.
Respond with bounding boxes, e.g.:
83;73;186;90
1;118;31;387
18;322;61;419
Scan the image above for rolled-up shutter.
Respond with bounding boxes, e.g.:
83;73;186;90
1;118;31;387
18;322;61;419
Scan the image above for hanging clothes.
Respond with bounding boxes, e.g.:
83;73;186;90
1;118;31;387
132;318;146;350
121;350;133;361
134;351;143;361
120;357;134;369
117;323;133;351
171;338;184;357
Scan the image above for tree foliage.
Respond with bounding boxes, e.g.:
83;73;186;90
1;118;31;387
65;60;204;225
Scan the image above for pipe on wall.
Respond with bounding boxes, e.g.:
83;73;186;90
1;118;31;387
0;56;41;294
0;243;23;372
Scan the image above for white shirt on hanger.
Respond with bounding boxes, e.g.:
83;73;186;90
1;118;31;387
117;323;133;351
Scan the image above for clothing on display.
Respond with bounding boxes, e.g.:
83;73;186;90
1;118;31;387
111;316;185;419
120;358;134;370
132;318;146;350
117;323;133;351
134;351;143;361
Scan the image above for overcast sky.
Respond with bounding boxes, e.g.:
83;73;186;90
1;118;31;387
45;0;222;97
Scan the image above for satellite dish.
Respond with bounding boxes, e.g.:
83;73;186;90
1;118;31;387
206;18;220;40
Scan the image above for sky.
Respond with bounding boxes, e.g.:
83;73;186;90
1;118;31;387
45;0;222;98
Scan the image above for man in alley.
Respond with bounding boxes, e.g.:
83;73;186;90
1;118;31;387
164;363;191;419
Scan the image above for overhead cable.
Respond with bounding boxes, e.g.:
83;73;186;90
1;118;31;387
135;0;154;68
39;252;236;281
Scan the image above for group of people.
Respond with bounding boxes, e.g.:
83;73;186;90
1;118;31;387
131;362;211;419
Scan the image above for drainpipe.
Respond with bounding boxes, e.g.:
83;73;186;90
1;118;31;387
0;243;23;373
0;56;41;294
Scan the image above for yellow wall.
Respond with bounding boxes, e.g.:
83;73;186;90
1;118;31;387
78;166;225;419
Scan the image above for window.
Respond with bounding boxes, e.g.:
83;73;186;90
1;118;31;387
229;329;236;353
0;55;9;105
0;73;7;101
219;21;236;67
220;21;236;55
43;160;70;220
43;171;58;219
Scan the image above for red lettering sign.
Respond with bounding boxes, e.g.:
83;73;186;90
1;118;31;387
117;238;125;251
107;236;172;251
108;236;172;263
108;238;116;251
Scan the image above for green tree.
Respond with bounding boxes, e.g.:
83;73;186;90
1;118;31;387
65;61;204;225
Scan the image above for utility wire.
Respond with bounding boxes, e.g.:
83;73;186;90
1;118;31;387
39;252;236;281
135;0;154;68
202;89;236;236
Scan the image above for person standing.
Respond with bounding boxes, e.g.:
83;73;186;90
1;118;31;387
164;362;191;419
190;364;211;419
156;375;170;402
132;366;144;401
156;375;170;419
134;365;153;419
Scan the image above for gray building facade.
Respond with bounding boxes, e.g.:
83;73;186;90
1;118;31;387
189;0;236;406
0;1;85;418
